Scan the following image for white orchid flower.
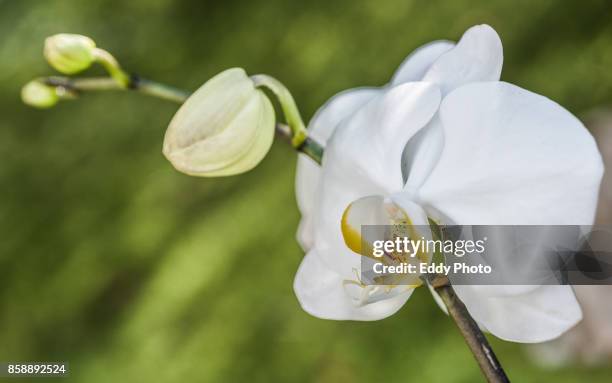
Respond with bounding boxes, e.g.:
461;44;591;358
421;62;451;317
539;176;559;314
293;24;604;343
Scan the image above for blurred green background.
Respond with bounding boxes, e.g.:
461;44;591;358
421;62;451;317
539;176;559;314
2;0;612;382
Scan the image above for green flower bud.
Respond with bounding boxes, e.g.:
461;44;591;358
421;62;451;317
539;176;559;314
44;34;96;74
163;68;276;177
21;80;58;108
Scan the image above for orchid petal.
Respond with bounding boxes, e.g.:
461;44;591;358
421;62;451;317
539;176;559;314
423;24;503;95
401;25;502;191
294;250;413;320
296;88;379;250
401;115;445;191
327;82;441;192
418;81;603;225
314;82;440;274
391;40;455;85
454;284;582;342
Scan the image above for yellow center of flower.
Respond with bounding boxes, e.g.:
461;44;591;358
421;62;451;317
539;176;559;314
340;197;431;294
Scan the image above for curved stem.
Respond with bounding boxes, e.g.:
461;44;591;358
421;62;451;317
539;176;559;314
92;48;130;87
250;74;307;148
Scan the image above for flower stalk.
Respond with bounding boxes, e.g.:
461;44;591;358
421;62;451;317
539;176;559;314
27;72;507;382
429;274;510;383
43;75;189;101
129;75;190;103
91;48;130;87
36;74;323;163
251;74;308;148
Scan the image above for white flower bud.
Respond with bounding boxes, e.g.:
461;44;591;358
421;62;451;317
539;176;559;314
21;80;58;108
44;34;96;74
163;68;275;177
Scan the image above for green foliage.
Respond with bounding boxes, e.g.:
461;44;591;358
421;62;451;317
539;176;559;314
1;0;612;381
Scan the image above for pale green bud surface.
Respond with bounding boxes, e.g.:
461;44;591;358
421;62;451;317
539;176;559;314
44;34;96;74
21;80;58;108
163;68;275;177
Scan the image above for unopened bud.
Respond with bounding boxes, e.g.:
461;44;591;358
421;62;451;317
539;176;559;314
44;34;96;74
21;80;58;108
163;68;275;177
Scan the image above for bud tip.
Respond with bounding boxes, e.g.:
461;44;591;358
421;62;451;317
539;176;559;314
21;80;58;108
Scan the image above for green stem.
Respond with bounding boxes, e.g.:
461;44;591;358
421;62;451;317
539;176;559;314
92;48;131;87
129;75;189;103
250;74;307;148
298;136;324;165
44;77;121;92
43;76;188;102
275;123;323;164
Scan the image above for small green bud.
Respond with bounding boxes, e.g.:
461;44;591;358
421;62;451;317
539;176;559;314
21;80;58;108
163;68;276;177
44;34;96;74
